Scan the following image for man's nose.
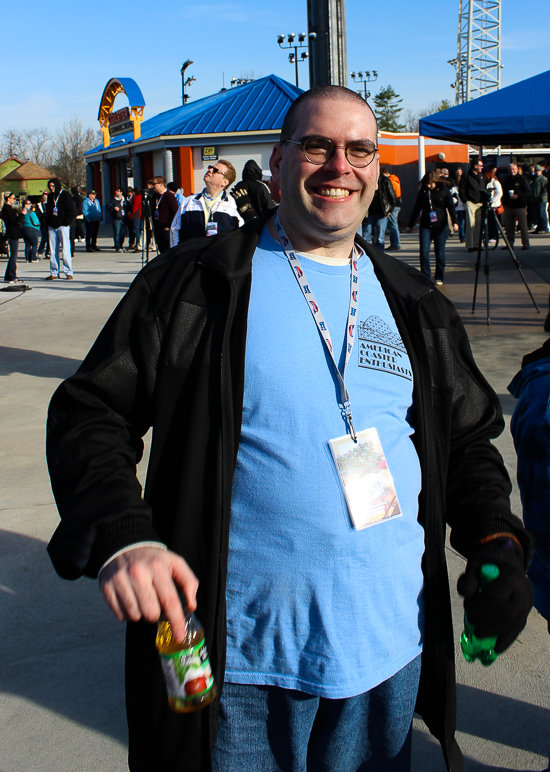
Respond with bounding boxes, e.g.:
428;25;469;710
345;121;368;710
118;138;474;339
322;146;351;174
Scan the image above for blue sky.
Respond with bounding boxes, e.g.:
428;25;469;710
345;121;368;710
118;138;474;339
1;0;548;135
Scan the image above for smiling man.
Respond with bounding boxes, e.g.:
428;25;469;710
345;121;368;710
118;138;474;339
46;87;533;772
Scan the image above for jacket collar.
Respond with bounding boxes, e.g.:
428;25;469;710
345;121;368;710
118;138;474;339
197;207;433;302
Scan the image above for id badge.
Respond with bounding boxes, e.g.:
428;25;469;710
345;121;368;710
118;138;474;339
328;428;402;530
429;211;437;223
206;222;218;237
154;211;160;221
53;207;58;216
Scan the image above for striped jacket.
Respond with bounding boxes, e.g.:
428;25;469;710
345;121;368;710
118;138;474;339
170;189;243;246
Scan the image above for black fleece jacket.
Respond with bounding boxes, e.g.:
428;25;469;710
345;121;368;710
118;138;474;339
46;178;76;228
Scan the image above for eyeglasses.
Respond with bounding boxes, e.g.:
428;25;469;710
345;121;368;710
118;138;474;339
207;165;227;178
284;135;378;168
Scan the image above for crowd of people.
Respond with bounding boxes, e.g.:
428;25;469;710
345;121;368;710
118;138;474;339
0;164;276;284
357;159;550;286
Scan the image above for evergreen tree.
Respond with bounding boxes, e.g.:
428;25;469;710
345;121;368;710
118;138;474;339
373;85;405;132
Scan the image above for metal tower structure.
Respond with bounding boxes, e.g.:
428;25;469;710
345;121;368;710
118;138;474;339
307;0;348;88
450;0;501;104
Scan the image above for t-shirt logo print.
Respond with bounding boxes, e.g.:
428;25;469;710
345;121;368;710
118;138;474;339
358;316;412;380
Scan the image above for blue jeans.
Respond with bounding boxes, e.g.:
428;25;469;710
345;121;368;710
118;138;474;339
112;218;127;249
130;218;142;247
535;202;549;232
419;226;447;282
4;239;18;281
212;656;421;772
456;210;466;242
387;207;401;248
22;226;39;261
48;226;73;277
362;214;388;249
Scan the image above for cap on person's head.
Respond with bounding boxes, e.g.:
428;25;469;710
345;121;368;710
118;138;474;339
440;168;449;176
166;181;179;193
535;165;543;172
87;190;96;195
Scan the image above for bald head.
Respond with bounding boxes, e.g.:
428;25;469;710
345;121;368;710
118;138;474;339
280;86;378;145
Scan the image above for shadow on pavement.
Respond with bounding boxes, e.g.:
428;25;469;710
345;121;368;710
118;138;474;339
0;346;81;379
0;529;128;747
456;682;550;761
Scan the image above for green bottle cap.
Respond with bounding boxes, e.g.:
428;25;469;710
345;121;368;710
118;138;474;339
479;563;500;586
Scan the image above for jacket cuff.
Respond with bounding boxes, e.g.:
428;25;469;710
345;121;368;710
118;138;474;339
452;514;535;570
87;515;162;579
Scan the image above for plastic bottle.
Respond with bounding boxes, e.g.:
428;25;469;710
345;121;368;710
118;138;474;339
156;608;216;713
460;563;500;666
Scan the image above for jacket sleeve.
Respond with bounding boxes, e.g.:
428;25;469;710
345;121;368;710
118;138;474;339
408;190;423;228
458;176;467;204
444;189;458;225
46;273;165;580
437;300;533;563
386;177;397;209
170;200;186;247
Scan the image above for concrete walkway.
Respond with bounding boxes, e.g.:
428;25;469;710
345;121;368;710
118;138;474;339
1;228;549;771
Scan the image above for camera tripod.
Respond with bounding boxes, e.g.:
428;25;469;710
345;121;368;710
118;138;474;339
472;202;539;325
140;191;159;267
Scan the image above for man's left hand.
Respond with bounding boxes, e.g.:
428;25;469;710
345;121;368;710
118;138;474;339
457;538;533;653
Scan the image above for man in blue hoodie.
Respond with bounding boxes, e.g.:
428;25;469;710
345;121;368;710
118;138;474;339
82;190;102;253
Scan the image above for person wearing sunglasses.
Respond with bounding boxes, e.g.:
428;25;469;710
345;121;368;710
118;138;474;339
47;86;533;772
170;160;243;245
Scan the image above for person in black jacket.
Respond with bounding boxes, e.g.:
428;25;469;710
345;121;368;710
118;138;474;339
230;159;275;222
71;186;85;244
361;167;396;248
501;162;531;250
463;158;485;252
408;170;458;285
36;191;51;259
1;192;22;283
45;86;533;772
45;177;77;280
151;176;179;253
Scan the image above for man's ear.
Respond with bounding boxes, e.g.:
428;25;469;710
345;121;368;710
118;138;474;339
269;143;283;190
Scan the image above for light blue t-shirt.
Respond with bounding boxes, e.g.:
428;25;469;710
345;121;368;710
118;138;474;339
225;226;424;698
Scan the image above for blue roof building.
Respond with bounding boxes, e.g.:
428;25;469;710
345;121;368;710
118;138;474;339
86;74;302;209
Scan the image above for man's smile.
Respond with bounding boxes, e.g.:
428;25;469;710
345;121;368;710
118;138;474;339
314;186;354;199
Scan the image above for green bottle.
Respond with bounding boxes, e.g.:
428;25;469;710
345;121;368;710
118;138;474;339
460;563;500;666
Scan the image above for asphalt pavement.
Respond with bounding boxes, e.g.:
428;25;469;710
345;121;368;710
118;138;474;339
1;226;549;772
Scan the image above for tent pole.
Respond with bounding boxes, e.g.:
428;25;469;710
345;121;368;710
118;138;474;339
418;135;425;180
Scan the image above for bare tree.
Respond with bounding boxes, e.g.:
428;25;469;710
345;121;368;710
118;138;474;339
402;100;453;133
50;118;101;188
403;108;420;133
1;129;29;160
26;128;55;168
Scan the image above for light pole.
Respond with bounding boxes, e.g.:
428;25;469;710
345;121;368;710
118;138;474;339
181;59;196;105
277;33;311;87
349;70;378;101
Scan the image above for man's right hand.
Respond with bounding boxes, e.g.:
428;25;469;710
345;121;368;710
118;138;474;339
100;546;199;642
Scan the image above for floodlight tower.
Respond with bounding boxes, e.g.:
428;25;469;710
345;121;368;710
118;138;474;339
449;0;501;104
307;0;348;87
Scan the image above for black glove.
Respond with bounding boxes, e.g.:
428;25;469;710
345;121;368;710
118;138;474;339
230;189;255;221
457;538;533;653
